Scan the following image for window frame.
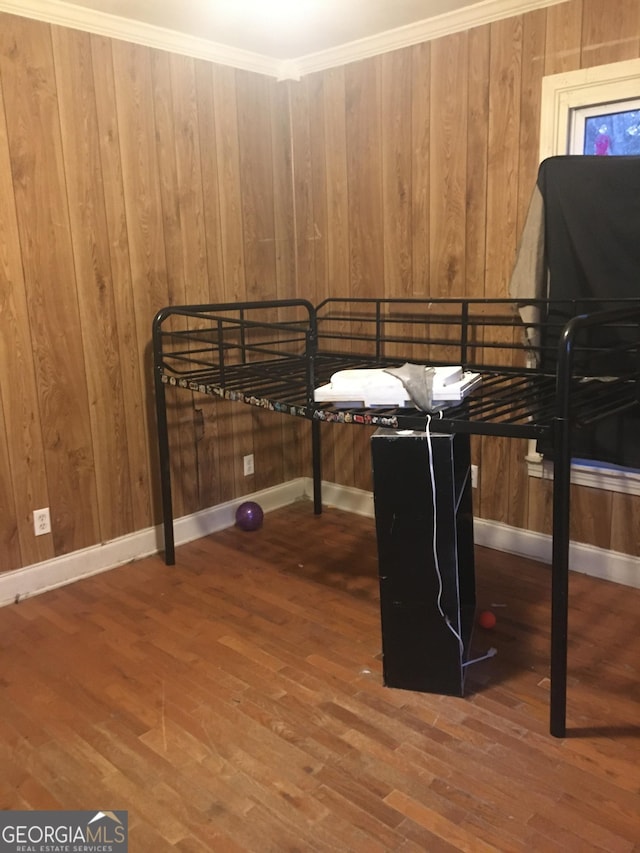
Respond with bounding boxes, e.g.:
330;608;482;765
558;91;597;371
540;58;640;160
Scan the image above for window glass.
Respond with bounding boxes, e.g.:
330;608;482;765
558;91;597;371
569;97;640;155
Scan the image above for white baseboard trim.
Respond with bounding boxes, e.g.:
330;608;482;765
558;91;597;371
2;476;637;608
473;518;640;588
304;479;640;590
309;479;376;518
0;479;308;608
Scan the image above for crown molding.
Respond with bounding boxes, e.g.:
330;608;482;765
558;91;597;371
0;0;569;81
0;0;282;77
288;0;569;79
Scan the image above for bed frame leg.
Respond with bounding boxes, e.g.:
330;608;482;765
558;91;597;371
311;420;322;514
155;374;176;565
550;415;571;737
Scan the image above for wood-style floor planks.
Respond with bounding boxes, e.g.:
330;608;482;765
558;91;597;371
1;502;639;852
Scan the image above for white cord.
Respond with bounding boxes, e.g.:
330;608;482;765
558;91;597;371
424;412;464;656
463;647;497;667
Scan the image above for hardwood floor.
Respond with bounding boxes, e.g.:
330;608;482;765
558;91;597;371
1;502;639;851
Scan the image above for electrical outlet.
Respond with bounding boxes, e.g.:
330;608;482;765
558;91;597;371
33;507;52;536
243;454;254;476
471;465;479;489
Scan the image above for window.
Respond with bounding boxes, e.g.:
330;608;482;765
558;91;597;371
529;59;640;496
540;58;640;159
570;98;640;155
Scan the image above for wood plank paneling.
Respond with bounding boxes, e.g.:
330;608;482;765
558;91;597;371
0;388;21;567
209;65;248;503
236;71;278;303
544;0;583;74
235;72;278;494
271;80;305;485
90;34;151;533
152;50;185;304
480;15;523;526
211;65;246;304
465;26;489;300
485;16;523;301
320;67;353;486
346;58;384;299
570;482;613;550
429;34;468;298
168;52;211;517
194;61;225;301
509;10;543;535
527;475;554;536
0;16;100;556
169;54;209;307
233;72;272;500
381;50;412;303
2;0;640;573
0;66;52;568
111;38;171;523
344;59;384;490
518;9;547;229
151;50;195;520
381;50;412;365
304;74;327;305
271;80;297;303
289;77;316;302
610;492;640;554
323;68;350;298
411;42;431;298
52;26;134;542
190;61;228;510
581;0;640;66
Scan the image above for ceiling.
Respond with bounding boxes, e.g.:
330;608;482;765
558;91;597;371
48;0;482;59
1;0;562;77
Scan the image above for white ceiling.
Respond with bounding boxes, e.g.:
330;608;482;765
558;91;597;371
43;0;482;59
0;0;564;77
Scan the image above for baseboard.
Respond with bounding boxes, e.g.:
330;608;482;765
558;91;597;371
303;479;640;590
310;479;376;518
0;479;308;607
2;475;637;608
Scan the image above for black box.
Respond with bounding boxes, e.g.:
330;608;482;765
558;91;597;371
371;428;476;696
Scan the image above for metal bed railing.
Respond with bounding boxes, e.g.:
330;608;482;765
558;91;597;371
152;296;640;739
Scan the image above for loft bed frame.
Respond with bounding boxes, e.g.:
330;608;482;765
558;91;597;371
152;296;640;738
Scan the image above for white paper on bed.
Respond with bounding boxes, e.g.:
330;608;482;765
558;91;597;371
313;364;481;409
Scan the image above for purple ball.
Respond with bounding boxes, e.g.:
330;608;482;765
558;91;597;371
235;501;264;531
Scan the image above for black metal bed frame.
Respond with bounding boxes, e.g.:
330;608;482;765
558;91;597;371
152;296;640;738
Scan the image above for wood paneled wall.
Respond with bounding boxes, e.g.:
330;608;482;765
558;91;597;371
286;0;640;557
1;0;639;573
0;13;304;572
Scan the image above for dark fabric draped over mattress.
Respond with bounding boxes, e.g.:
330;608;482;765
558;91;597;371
517;156;640;468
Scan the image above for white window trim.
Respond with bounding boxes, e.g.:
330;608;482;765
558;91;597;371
539;58;640;160
531;59;640;496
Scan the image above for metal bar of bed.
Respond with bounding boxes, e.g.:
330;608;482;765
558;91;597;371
152;297;640;739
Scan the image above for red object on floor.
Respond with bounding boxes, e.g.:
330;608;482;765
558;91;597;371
478;610;496;629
